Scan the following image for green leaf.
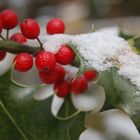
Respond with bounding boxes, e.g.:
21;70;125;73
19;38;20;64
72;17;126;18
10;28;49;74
99;68;140;129
127;37;140;55
132;37;140;54
133;37;140;49
0;71;85;140
99;68;125;109
119;31;134;40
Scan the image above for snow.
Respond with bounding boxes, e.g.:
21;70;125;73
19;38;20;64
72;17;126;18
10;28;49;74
43;32;129;70
43;32;130;70
42;31;140;93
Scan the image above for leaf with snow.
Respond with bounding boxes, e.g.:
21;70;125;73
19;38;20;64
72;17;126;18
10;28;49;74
43;32;140;130
99;68;140;129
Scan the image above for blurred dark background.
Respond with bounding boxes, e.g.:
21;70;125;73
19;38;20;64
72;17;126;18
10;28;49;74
1;0;140;33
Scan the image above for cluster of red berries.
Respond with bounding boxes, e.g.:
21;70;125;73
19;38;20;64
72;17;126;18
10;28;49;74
36;48;97;98
0;9;65;61
0;9;98;98
14;44;97;98
0;9;26;61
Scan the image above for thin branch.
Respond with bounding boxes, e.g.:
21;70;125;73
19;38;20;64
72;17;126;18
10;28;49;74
0;40;41;55
37;37;43;49
6;29;9;39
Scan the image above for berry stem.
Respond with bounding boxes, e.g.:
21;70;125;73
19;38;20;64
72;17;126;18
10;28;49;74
91;24;95;32
37;37;43;49
0;34;5;41
0;40;41;54
6;29;9;39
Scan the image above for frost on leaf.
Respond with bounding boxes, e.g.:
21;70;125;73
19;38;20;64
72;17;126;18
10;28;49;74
43;32;140;94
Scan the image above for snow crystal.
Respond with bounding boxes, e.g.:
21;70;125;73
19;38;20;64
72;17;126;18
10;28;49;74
42;31;140;92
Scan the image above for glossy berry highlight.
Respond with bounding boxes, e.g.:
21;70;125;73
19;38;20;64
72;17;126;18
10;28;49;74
46;18;65;34
14;53;33;72
54;81;70;98
55;45;75;65
0;51;6;61
10;33;27;44
1;9;18;29
20;18;40;39
71;75;88;94
35;50;56;71
84;70;97;81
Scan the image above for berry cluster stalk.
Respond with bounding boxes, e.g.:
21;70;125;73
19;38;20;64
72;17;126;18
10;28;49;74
0;40;41;54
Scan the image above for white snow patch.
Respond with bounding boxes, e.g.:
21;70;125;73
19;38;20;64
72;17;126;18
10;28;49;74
43;32;129;70
42;32;140;93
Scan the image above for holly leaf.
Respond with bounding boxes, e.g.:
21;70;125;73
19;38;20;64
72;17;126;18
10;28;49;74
99;68;140;130
0;71;85;140
69;42;140;130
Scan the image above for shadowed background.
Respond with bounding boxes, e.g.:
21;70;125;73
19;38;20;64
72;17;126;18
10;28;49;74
1;0;140;34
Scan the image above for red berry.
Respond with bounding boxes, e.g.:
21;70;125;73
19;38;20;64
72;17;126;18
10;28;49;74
39;69;57;84
14;53;33;72
39;64;65;84
35;50;56;71
0;51;6;61
71;75;88;94
54;81;70;98
46;18;65;34
55;64;66;83
20;18;40;39
55;45;75;65
10;32;27;44
0;20;3;33
83;70;97;81
1;9;18;29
